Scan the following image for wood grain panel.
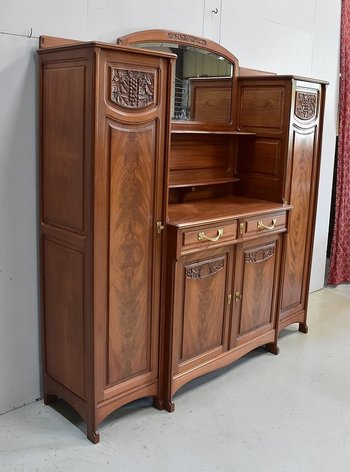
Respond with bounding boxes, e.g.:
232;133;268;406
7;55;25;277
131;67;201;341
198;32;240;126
180;256;227;362
190;78;231;123
238;86;285;131
170;135;231;170
237;139;281;176
42;65;85;233
107;120;156;385
169;134;232;186
43;239;85;399
281;128;314;313
239;242;276;335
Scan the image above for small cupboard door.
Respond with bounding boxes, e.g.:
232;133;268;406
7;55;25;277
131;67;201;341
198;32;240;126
172;248;234;376
231;235;281;348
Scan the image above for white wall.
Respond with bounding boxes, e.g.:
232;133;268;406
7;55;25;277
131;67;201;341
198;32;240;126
0;0;341;413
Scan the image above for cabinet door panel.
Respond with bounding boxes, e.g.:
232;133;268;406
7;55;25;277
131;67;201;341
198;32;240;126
107;121;156;386
174;249;233;374
240;243;275;335
281;128;315;317
232;236;279;346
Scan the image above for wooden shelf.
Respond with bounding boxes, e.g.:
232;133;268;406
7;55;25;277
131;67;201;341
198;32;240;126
169;177;239;189
171;130;256;136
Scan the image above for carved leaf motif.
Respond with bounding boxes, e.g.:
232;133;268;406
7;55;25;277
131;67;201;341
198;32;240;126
245;246;275;264
295;92;317;120
110;67;155;109
186;259;224;279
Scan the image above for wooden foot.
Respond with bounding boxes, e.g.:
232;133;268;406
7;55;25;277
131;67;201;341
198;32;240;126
265;343;280;355
87;427;100;444
153;396;164;410
164;400;175;413
44;394;57;405
299;323;309;334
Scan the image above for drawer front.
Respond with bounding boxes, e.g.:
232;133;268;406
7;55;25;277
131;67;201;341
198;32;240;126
182;222;237;252
245;212;287;237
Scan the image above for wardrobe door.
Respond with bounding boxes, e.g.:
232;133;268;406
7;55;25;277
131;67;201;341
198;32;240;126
279;81;325;331
93;49;172;410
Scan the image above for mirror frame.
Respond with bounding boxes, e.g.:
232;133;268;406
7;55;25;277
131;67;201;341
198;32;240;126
117;29;239;131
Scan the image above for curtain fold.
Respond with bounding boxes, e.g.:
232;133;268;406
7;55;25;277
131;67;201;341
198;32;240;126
328;0;350;284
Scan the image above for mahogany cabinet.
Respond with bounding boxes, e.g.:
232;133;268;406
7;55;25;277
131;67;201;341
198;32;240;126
39;30;326;442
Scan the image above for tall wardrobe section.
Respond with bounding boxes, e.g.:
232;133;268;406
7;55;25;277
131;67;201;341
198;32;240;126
235;76;327;333
39;42;175;443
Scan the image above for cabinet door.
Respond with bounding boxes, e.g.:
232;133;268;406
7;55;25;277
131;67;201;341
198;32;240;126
94;49;172;403
280;82;324;327
231;235;280;347
173;248;234;377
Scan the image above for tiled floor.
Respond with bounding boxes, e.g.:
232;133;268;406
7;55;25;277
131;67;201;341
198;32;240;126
1;285;350;471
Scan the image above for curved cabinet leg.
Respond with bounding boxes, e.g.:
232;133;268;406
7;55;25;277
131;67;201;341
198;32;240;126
299;323;309;334
44;393;57;405
265;342;280;355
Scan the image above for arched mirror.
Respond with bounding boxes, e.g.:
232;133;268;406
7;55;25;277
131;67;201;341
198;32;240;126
118;30;239;127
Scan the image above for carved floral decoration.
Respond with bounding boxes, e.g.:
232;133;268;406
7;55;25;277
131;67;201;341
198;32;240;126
186;259;224;279
245;246;275;264
110;67;155;109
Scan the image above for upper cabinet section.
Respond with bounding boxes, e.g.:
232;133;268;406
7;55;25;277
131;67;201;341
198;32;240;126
118;30;239;129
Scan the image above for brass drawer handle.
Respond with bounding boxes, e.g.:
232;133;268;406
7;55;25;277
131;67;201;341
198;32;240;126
257;218;276;231
197;228;224;242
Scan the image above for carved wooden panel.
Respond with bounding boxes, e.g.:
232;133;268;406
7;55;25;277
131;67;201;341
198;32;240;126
239;242;276;335
42;65;85;233
110;67;155;109
295;91;317;120
281;129;315;314
180;255;227;362
107;120;157;386
43;239;85;399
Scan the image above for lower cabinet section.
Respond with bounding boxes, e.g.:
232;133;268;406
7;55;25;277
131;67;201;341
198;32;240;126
164;227;284;407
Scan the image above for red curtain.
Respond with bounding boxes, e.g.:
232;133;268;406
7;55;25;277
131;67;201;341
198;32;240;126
328;0;350;284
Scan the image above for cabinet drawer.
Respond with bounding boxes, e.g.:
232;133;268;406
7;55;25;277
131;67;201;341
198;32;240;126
245;212;287;237
182;222;237;251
